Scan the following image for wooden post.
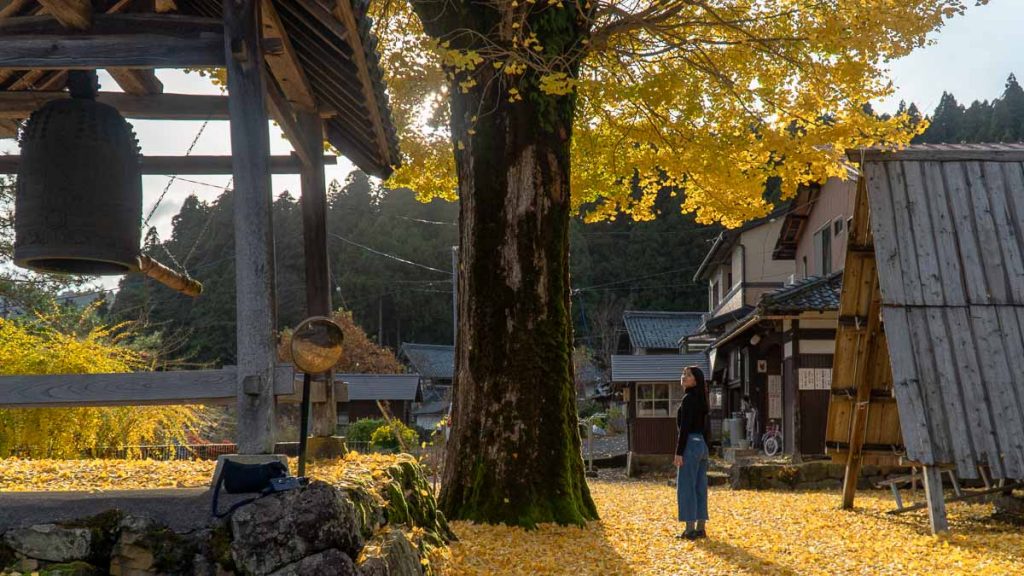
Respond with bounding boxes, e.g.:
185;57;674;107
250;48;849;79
922;465;950;534
297;110;337;437
791;320;801;460
224;0;277;454
841;277;882;509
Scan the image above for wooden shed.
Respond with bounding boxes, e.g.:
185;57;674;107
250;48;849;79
827;144;1024;533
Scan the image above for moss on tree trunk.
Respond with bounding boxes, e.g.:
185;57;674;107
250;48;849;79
435;15;597;525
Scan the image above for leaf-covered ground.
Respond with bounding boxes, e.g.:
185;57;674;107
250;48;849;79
2;459;1021;575
444;473;1024;576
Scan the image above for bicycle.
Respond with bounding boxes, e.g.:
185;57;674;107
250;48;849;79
761;422;783;457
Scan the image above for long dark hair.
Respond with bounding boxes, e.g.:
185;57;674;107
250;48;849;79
685;365;709;414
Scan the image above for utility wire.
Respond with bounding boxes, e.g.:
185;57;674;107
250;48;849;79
329;233;452;275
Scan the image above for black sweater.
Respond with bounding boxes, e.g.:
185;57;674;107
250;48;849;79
675;390;707;456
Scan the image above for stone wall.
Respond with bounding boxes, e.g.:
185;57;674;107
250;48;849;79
1;460;452;576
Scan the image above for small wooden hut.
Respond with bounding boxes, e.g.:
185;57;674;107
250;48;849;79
827;144;1024;533
0;0;398;455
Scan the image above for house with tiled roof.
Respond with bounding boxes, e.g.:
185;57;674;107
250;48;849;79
700;176;857;457
399;342;454;429
610;310;710;474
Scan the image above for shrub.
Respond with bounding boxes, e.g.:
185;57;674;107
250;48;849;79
0;316;204;459
577;400;603;419
370;420;419;451
606;405;626;433
346;418;387;443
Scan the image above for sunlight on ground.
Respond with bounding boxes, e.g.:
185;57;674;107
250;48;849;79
442;477;1024;576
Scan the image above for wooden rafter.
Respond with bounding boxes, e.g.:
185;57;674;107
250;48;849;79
260;0;315;112
36;0;92;29
293;0;389;168
33;0;165;94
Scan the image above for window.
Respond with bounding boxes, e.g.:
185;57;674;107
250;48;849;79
834;218;844;236
710;281;720;309
709;387;723;410
636;383;684;417
815;226;832;276
727;272;733;289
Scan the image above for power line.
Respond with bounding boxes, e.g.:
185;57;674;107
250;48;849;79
573;266;698;291
392;215;457;226
328;233;452;275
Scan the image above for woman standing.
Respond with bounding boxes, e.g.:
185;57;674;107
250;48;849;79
674;365;709;540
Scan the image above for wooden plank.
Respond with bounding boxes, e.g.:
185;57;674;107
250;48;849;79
864;162;905;305
1000;162;1024;304
0;366;294;408
882;306;934;464
905;308;953;464
0;154;334;174
983;162;1024;304
946;307;1005;478
965;162;1010;304
886;161;924;305
225;0;277;455
901;161;944;305
923;160;967;305
37;0;92;29
924;308;979;478
942;162;990;305
921;465;949;534
970;306;1024;478
298;110;337;437
0;33;225;69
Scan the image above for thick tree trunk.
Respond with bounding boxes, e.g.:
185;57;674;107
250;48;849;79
438;63;598;526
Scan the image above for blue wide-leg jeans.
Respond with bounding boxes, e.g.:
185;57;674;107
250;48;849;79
676;432;709;522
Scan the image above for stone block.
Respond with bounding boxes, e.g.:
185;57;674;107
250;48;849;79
3;524;92;562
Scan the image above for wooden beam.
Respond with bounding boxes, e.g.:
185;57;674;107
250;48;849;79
297;110;336;437
260;0;316;112
225;0;277;455
0;154;336;174
36;0;92;30
0;90;228;120
0;366;294;408
0;33;225;69
0;15;225;70
0;90;338;122
265;73;314;168
0;13;223;35
921;465;950;533
107;69;164;95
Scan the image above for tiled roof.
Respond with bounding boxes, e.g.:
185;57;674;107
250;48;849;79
623;311;704;350
400;343;454;380
610;353;711;383
336;374;421;401
760;272;843;313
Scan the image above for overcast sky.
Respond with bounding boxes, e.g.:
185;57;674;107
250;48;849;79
1;1;1018;291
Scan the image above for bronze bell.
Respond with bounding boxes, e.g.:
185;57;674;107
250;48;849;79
14;70;142;275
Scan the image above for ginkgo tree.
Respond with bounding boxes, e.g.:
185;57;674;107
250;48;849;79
368;0;978;528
